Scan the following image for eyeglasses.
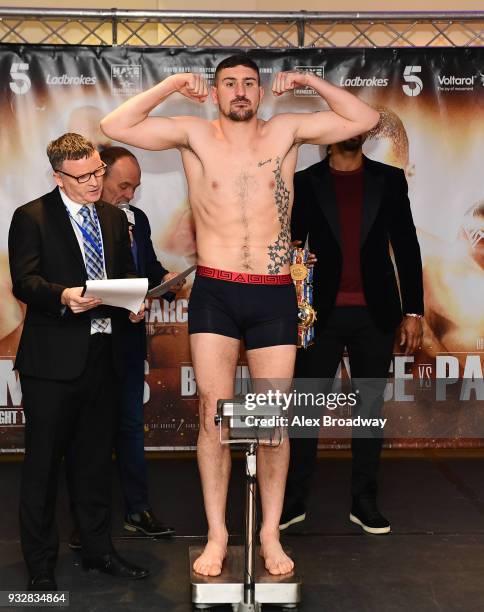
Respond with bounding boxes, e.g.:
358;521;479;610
56;163;107;184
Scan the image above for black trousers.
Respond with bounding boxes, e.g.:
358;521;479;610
19;334;117;576
286;306;395;505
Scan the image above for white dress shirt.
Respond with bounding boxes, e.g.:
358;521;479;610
59;188;112;334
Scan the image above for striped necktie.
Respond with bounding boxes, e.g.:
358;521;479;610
78;205;109;333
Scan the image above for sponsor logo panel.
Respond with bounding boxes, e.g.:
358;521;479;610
339;75;389;88
111;64;142;95
436;73;483;92
294;66;324;97
402;65;423;97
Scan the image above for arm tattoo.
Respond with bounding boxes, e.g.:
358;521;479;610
267;157;291;274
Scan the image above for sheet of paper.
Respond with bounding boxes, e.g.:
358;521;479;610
84;278;149;313
147;265;196;298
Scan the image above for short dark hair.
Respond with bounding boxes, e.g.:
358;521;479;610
47;133;95;170
100;146;138;174
214;54;260;84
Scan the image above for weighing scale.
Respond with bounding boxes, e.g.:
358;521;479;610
190;398;301;611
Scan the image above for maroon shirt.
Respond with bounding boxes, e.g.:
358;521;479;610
330;165;367;306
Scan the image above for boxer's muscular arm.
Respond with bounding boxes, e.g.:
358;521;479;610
100;73;209;151
271;71;380;146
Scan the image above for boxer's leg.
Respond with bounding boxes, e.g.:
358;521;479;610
190;332;240;577
246;344;296;576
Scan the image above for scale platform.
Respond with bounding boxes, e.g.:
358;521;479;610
190;545;301;610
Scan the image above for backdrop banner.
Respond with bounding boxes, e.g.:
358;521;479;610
0;46;482;451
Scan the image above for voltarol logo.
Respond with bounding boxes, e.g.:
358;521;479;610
437;74;477;92
340;75;389;88
402;66;423;97
294;66;324;97
111;64;142;95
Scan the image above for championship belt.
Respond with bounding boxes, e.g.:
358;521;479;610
290;247;317;348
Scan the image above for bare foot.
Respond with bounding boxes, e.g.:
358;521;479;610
260;530;294;576
193;534;228;577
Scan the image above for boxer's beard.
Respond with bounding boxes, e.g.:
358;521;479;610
228;109;255;122
225;97;255;122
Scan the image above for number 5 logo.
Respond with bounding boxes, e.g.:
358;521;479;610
10;62;31;95
402;66;423;97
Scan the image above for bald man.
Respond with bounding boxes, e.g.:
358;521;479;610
283;133;424;535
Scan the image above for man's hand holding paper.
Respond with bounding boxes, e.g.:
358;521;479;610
129;303;146;324
83;278;149;314
147;265;196;298
61;286;102;313
161;271;187;293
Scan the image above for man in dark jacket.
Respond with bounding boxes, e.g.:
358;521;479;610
281;135;424;534
100;147;183;536
8;133;149;590
66;146;184;547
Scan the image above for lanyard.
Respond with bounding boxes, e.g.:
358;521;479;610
66;205;104;260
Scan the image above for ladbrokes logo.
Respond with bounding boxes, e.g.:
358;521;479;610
437;73;480;92
111;64;142;95
46;74;97;86
340;75;389;88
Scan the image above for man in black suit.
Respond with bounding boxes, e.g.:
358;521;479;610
68;146;181;547
281;135;424;534
8;133;149;590
85;146;182;539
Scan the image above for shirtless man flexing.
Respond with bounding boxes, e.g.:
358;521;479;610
101;55;379;577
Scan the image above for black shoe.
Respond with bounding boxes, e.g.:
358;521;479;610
279;501;306;531
124;510;175;537
68;529;82;551
28;572;57;591
350;497;391;534
82;551;150;579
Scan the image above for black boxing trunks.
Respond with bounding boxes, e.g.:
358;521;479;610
188;266;298;350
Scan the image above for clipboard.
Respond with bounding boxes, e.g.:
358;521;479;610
147;265;196;298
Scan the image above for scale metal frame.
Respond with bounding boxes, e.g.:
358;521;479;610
190;399;301;611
